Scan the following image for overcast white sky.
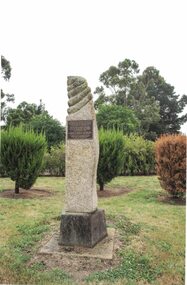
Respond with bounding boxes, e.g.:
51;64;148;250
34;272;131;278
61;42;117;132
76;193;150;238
1;0;187;132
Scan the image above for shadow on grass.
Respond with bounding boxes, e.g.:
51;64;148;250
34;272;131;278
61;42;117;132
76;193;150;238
158;194;186;206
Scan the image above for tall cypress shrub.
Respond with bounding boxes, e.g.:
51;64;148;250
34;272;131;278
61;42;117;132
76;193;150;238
1;126;47;193
97;129;125;190
155;134;186;198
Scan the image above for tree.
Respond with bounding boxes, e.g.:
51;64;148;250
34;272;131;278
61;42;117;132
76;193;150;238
29;114;65;149
96;104;140;134
1;55;11;80
94;86;110;110
94;58;187;139
94;59;160;139
1;56;15;122
128;80;160;139
94;59;139;108
6;100;46;126
1;126;46;194
139;66;187;136
97;129;125;190
6;100;65;149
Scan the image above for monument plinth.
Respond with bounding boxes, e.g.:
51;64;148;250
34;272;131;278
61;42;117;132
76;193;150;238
59;76;107;247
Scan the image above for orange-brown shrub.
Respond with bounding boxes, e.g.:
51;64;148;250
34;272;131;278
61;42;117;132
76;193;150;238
155;134;186;198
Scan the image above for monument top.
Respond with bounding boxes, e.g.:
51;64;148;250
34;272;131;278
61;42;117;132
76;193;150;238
67;76;93;115
67;75;85;83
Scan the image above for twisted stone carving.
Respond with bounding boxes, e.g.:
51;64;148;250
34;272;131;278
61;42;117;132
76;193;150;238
67;76;93;114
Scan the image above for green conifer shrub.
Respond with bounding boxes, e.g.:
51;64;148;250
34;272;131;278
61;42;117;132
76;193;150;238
1;126;47;193
0;160;7;177
123;134;155;175
155;134;186;198
97;129;125;190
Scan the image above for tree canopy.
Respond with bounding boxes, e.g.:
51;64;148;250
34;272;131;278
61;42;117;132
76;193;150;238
139;66;187;137
94;58;187;139
1;56;15;122
29;114;65;149
96;104;139;134
6;100;65;149
1;56;12;80
6;100;46;126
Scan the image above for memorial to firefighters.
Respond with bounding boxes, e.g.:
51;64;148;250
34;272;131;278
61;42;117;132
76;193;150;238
59;76;107;247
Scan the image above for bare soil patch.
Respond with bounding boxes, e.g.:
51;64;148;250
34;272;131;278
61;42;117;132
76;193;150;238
97;187;132;198
29;229;122;283
0;188;53;199
0;186;132;200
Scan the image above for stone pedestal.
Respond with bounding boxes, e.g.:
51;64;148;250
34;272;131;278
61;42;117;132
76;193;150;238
59;209;107;247
59;76;107;248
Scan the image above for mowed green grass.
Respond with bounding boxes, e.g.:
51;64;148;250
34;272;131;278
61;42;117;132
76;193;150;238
0;176;185;285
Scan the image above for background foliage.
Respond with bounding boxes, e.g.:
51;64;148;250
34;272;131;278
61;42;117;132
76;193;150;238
1;56;15;122
41;144;65;176
123;134;155;176
96;104;140;134
94;58;187;140
29;114;65;149
5;100;46;126
5;101;65;149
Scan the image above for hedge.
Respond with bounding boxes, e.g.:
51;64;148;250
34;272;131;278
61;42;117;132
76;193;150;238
123;134;155;175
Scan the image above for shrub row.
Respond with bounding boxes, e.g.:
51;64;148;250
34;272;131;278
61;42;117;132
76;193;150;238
0;132;155;178
123;134;155;176
40;133;155;179
1;126;185;198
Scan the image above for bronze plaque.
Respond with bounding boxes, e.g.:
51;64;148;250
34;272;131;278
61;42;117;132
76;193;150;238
68;120;93;139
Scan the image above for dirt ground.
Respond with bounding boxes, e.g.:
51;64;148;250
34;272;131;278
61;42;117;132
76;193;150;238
0;186;131;199
97;187;132;198
1;186;184;207
0;188;53;199
29;229;123;283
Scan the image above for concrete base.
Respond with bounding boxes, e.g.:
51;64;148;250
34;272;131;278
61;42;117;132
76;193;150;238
59;209;107;247
39;228;115;260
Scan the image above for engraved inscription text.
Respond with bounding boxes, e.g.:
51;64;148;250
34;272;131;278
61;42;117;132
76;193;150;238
68;120;93;139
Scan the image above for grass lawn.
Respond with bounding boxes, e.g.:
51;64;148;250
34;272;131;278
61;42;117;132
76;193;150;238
0;176;185;285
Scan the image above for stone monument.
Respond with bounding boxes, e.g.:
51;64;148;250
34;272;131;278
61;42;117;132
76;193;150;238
59;76;107;247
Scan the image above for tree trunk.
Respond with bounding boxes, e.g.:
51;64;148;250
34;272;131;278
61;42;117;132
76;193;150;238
99;182;104;191
15;181;19;194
